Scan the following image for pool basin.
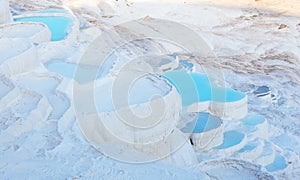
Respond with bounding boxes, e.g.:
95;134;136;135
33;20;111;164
14;16;72;41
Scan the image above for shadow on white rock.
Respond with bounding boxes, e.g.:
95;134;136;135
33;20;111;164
197;159;275;180
0;38;39;76
0;22;51;43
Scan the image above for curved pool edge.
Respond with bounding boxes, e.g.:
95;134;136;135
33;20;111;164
0;22;51;43
13;12;79;41
96;84;182;144
191;124;225;151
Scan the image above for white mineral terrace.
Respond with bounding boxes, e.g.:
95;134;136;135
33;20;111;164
0;0;299;179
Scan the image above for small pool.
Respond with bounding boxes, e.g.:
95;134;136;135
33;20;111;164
254;86;270;97
238;144;256;153
242;115;265;126
214;130;245;149
181;112;222;133
179;60;194;71
14;16;72;41
271;134;299;154
44;60;103;83
45;60;76;79
265;154;287;172
45;51;118;82
238;138;260;153
163;70;246;106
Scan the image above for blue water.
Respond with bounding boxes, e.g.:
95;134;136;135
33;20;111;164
254;86;270;97
271;134;300;154
45;60;172;111
159;59;173;66
181;112;222;133
14;16;72;41
36;9;68;14
265;154;287;172
238;144;256;153
44;60;101;83
242;115;265;126
163;70;199;106
163;70;246;106
238;138;260;153
214;130;244;149
45;60;76;79
179;60;194;71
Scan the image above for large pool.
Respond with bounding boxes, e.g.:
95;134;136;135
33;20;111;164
14;16;72;41
163;70;246;106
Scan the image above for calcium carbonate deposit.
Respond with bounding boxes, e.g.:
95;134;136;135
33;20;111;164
0;0;300;179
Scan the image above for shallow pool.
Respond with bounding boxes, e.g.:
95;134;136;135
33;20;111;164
254;86;270;97
238;138;260;153
163;70;246;106
179;60;194;71
45;60;173;112
242;115;265;126
265;154;287;172
44;60;101;83
181;112;222;133
238;144;256;153
14;16;72;41
36;9;69;14
214;130;245;149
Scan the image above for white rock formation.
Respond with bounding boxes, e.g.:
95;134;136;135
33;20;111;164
198;159;275;179
191;123;225;151
210;96;248;120
0;38;39;76
0;22;51;43
0;0;12;24
73;74;198;163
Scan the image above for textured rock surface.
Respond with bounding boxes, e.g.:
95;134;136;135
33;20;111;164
0;0;12;24
0;0;299;179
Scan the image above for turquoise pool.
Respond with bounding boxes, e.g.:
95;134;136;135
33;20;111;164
181;112;222;133
238;138;260;153
265;154;287;172
214;130;245;149
45;60;102;83
163;70;246;106
238;144;256;152
242;115;265;126
14;16;72;41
